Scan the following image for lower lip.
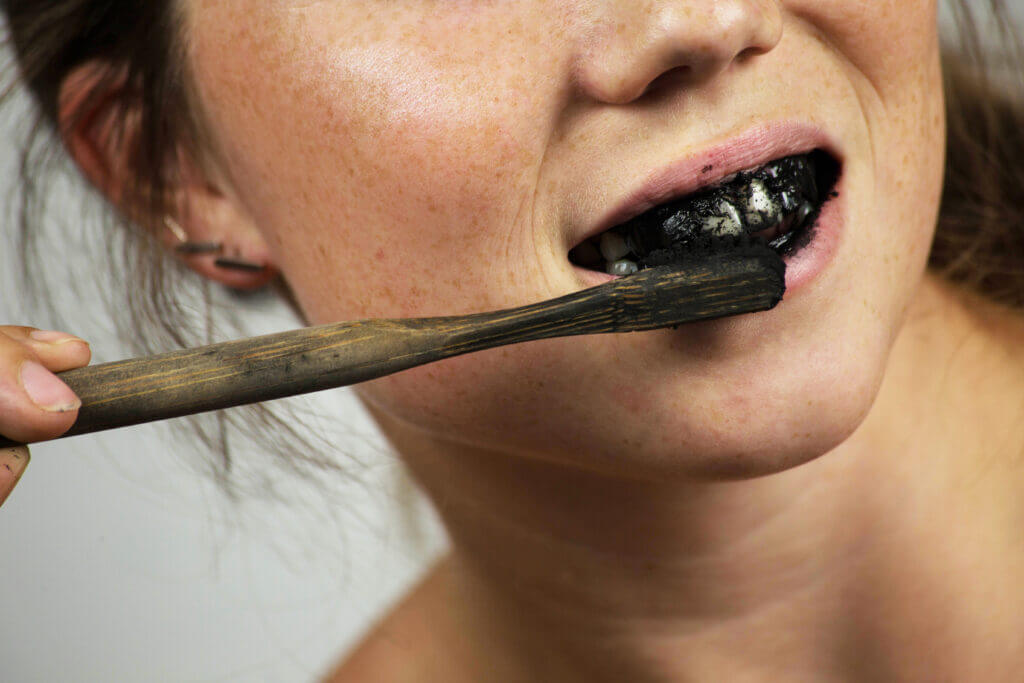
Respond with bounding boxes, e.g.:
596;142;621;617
775;177;844;296
572;175;845;299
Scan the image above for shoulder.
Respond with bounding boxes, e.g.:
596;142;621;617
321;556;468;683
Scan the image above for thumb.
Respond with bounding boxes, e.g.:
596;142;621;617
0;446;30;508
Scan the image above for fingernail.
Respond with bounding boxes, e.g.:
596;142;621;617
30;330;86;345
19;360;81;413
0;447;29;508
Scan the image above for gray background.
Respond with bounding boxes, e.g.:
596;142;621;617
1;2;1017;681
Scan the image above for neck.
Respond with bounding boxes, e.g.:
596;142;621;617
368;274;1024;682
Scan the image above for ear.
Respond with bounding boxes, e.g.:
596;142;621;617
58;62;278;290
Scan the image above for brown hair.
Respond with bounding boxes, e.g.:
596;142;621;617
934;1;1024;309
2;1;1022;492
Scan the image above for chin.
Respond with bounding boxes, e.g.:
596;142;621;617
559;377;880;483
649;398;875;482
364;321;892;485
628;347;889;481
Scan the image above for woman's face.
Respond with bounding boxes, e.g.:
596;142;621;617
183;1;944;478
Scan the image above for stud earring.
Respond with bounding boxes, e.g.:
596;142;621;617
164;216;267;272
165;216;222;254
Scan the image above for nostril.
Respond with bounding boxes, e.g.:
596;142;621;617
737;45;766;62
642;65;693;99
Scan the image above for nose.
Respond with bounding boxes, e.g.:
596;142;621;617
573;1;783;104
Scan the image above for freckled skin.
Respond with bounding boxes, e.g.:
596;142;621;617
183;0;943;481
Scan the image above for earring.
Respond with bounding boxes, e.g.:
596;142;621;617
164;216;267;272
211;257;268;273
165;216;222;254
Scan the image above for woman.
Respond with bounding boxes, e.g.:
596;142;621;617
2;0;1023;680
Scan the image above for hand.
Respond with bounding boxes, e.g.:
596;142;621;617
0;326;91;507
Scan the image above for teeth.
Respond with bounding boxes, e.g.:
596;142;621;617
796;201;814;226
745;179;781;230
696;199;745;237
577;152;835;271
702;214;742;237
718;200;743;231
599;231;631;261
606;259;639;276
746;179;774;214
751;209;799;243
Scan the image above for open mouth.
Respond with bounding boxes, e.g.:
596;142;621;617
569;150;841;275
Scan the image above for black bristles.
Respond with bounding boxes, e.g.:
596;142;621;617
638;232;782;274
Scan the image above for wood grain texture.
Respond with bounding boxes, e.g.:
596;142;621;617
1;249;784;447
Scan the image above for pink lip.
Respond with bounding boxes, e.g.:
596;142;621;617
574;121;846;297
585;122;842;241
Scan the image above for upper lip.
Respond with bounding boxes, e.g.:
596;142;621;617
577;122;843;246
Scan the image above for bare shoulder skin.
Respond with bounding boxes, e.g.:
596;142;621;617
323;563;447;683
323;559;504;683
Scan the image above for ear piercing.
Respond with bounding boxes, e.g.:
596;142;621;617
209;257;267;273
164;216;267;272
166;216;221;254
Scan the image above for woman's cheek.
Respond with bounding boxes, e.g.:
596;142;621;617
783;0;944;325
192;14;552;321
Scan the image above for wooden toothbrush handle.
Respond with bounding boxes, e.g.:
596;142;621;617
0;254;782;446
